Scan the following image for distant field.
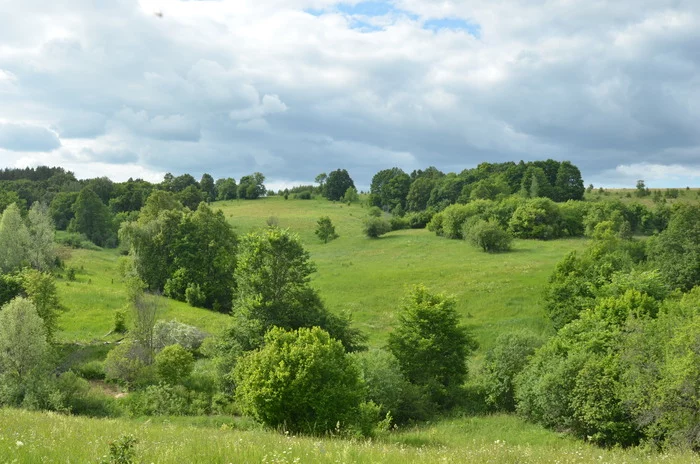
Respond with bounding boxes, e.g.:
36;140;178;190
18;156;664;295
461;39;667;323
4;408;698;464
56;197;588;352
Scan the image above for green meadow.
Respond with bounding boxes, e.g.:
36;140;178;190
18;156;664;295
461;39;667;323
55;196;588;351
3;408;699;463
13;195;699;463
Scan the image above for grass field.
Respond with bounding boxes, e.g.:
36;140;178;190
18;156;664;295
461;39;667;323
55;196;588;352
3;408;699;463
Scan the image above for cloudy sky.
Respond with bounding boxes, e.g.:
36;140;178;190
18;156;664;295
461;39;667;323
1;0;699;190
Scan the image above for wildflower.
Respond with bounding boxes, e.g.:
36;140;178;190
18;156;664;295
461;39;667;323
16;441;24;447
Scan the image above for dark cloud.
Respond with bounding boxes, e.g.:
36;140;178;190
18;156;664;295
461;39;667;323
0;123;61;152
0;0;699;188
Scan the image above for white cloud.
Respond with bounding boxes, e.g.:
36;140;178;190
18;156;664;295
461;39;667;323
0;0;698;186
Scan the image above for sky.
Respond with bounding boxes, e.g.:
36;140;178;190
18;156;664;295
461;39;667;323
0;0;699;191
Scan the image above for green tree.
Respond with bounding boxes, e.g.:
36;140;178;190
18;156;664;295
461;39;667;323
482;331;543;411
648;204;700;291
315;216;338;243
388;285;477;408
554;161;585;201
234;326;364;434
238;172;266;199
508;198;563;240
464;219;513;253
0;203;30;272
49;191;78;230
26;202;56;272
406;177;436;212
363;217;391;238
342;187;359;204
199;173;216;203
215;177;237;200
370;168;411;211
324;169;355;201
21;269;62;342
177;184;205;210
0;297;52;407
69;187;112;246
155;344;195;385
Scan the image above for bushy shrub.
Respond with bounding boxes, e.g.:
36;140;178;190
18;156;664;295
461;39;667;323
56;232;102;250
367;206;383;217
75;360;106;380
155;344;195;385
481;331;543;411
363;217;391;238
390;216;409;231
104;340;149;385
388;285;477;409
113;310;127;334
426;211;444;235
56;371;117;417
351;349;430;424
234;327;364;434
153;320;208;352
509;198;563;240
185;283;206;308
464;219;513;252
123;383;191;417
405;210;433;229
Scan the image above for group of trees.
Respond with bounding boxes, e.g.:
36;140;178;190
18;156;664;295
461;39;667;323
0;166;267;250
476;203;700;450
369;160;584;215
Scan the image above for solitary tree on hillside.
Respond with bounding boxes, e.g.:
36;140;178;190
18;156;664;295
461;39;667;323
324;169;355;201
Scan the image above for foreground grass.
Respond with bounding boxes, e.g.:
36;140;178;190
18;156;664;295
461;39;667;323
3;409;698;463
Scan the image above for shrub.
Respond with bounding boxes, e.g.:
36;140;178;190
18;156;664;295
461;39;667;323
185;283;206;308
57;371;117;417
113;310;127;334
426;211;444;236
405;210;433;229
153;320;208;352
363;217;391;238
234;327;364;434
481;331;544;411
155;344;195;385
367;206;383;217
75;360;106;380
389;216;409;231
464;220;513;252
124;383;191;417
104;339;149;385
509;198;563;240
99;434;138;464
315;216;338;243
388;285;477;409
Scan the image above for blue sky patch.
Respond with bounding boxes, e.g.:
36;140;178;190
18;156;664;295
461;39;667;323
337;1;395;16
423;18;481;37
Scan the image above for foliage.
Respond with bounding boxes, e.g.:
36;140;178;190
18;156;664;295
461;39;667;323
114;310;127;334
363;217;391;238
0;203;30;272
230;227;364;352
26;202;56;271
508;198;563;240
69;187;113;247
648;203;700;291
342;187;359;203
215;177;237;201
0;273;23;307
104;339;149;386
370;167;411;211
155;344;195;385
324;169;355;201
315;216;338;243
465;219;513;253
21;269;62;342
99;434;138;464
388;285;477;408
482;331;544;411
0;297;53;408
153;320;208;352
234;326;364;434
237;172;266;199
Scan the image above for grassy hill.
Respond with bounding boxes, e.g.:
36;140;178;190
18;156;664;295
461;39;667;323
56;196;587;352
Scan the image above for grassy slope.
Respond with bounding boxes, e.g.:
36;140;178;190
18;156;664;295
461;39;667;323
57;196;586;351
4;408;699;464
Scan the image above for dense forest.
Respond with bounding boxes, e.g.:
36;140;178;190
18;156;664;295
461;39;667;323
1;162;700;458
